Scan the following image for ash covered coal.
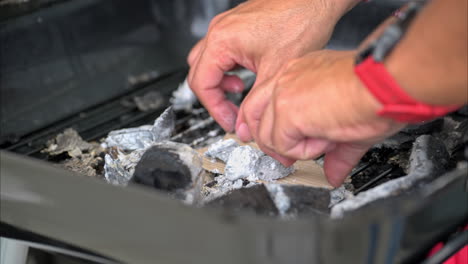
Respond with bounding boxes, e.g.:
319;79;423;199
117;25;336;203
204;139;295;183
205;138;239;162
331;135;450;218
132;142;204;204
103;107;177;186
225;145;264;181
104;107;175;151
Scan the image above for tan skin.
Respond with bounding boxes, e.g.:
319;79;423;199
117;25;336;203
188;0;467;187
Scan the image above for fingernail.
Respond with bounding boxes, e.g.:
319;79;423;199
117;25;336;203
236;123;252;142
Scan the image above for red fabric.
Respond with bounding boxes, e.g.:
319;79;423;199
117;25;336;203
427;226;468;264
354;57;460;123
428;244;468;264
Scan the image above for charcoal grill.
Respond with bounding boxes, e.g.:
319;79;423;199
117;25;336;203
1;1;467;264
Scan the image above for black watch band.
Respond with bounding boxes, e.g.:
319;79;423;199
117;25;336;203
356;0;427;64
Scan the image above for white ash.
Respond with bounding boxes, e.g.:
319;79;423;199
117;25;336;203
103;107;175;184
105;107;175;151
225;146;263;181
204;138;240;162
105;126;155;151
329;186;354;208
255;155;295;181
151;107;175;141
170;79;197;111
265;184;291;216
104;148;146;186
43;128;94;157
205;139;295;182
203;175;258;202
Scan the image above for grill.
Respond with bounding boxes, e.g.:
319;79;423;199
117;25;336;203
1;1;467;264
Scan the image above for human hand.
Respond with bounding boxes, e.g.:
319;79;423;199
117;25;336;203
187;0;357;133
253;50;406;187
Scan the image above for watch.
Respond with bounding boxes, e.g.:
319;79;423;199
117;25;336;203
354;1;460;123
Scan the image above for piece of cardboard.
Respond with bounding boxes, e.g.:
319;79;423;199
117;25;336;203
197;134;332;189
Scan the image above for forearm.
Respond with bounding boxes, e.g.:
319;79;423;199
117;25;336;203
386;0;467;105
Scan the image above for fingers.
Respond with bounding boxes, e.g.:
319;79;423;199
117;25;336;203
220;74;245;93
258;99;332;160
323;143;371;187
188;43;239;132
235;79;274;142
187;38;205;67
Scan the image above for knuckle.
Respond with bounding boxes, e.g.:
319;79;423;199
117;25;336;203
208;14;224;28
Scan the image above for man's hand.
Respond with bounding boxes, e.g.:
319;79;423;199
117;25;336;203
253;50;406;187
187;0;357;134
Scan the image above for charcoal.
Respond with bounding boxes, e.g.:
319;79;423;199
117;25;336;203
105;107;175;150
434;117;466;155
329;186;354;208
207;139;294;182
204;138;239;162
151;106;175;141
331;135;449;218
105;126;155;151
224;145;262;181
401;119;443;135
203;175;258;202
132;142;203;204
104;148;146;186
373;133;414;149
255;155;295;181
279;185;331;216
206;184;278;216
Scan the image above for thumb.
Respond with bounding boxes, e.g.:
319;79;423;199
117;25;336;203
323;143;372;188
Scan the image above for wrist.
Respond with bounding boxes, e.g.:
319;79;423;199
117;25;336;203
386;43;466;106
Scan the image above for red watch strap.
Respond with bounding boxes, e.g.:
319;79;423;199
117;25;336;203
355;57;460;123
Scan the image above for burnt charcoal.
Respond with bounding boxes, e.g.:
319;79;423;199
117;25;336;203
207;185;278;216
204;138;239;162
409;135;449;176
401;119;443;135
332;135;449;218
152;106;175;141
374;133;414;149
132;142;203;203
281;185;330;215
205;180;217;188
104;148;145;186
433;117;467;157
105;107;175;151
